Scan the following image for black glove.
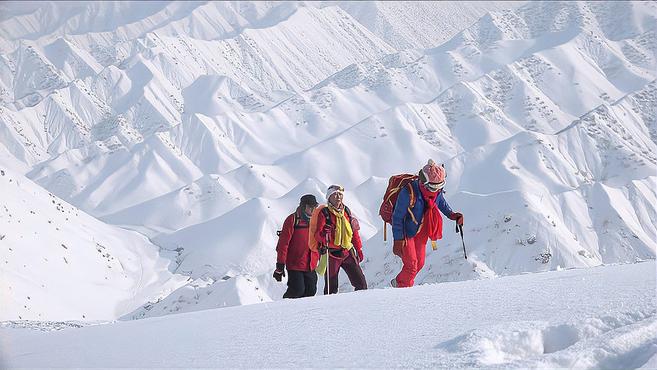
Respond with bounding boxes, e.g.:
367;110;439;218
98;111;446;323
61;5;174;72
319;245;328;255
273;263;285;282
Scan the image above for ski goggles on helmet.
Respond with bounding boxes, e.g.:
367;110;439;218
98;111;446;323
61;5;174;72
326;184;345;200
328;185;344;192
424;181;445;192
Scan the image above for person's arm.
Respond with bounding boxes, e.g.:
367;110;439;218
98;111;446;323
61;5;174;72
315;209;330;246
276;214;294;264
392;186;410;241
308;207;321;252
436;191;454;217
438;191;463;225
351;216;363;261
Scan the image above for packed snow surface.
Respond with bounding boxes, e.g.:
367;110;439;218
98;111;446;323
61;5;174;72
0;0;655;328
1;261;655;368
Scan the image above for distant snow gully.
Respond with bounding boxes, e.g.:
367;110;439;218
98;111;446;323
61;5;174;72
274;160;464;296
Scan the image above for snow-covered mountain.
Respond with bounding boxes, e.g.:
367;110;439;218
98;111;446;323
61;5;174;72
0;1;655;322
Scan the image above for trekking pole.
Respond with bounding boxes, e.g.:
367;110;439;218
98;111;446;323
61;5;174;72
456;224;467;260
324;234;330;295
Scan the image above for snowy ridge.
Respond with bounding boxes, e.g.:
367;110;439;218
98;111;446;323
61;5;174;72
0;1;656;321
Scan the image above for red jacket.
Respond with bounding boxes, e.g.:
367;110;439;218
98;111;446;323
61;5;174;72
313;206;363;261
276;208;319;271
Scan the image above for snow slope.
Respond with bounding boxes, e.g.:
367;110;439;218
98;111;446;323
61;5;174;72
0;160;187;321
2;261;655;368
0;0;656;321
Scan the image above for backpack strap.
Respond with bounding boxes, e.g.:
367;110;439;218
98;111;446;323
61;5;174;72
322;205;351;225
321;207;332;226
406;182;419;225
293;209;308;229
407;182;416;208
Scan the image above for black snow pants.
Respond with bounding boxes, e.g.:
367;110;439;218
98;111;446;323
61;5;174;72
283;270;318;298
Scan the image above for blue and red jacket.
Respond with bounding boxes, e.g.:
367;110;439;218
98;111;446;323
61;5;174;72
392;179;454;241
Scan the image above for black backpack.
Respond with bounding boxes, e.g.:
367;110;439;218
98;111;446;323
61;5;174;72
276;209;309;237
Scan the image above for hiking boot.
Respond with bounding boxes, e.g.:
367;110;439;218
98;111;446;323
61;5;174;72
390;278;398;288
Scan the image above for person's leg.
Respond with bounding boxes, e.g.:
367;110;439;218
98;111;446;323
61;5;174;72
395;237;417;287
303;271;318;297
323;255;341;295
283;270;305;298
415;235;428;275
341;251;367;290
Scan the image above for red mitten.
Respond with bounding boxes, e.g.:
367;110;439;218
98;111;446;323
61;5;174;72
350;217;360;231
450;212;464;226
393;240;406;257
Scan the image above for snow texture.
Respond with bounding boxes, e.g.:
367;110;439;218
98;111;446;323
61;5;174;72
0;2;656;364
1;261;655;368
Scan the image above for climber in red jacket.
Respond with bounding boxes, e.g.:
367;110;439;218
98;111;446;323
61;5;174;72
273;194;320;298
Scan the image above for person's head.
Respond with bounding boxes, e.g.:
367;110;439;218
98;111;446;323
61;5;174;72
418;159;445;193
299;194;318;216
325;184;344;209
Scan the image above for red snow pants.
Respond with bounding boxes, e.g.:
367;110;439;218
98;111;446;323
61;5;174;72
394;233;429;288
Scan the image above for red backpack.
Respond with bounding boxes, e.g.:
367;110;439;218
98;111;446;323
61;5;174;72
379;174;417;241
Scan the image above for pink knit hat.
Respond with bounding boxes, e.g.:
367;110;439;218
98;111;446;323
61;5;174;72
421;159;445;190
